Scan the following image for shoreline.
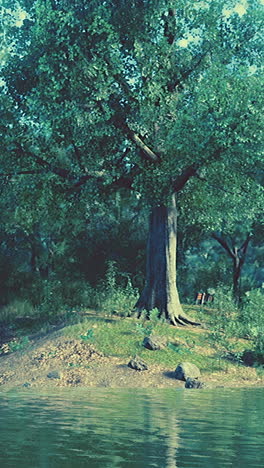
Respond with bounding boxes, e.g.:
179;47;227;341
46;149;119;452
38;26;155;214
1;310;263;391
0;338;263;391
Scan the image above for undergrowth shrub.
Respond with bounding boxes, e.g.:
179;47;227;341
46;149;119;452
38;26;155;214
94;261;138;316
240;289;264;355
205;287;241;366
208;287;264;365
209;286;241;337
0;299;36;324
30;278;95;317
0;261;138;323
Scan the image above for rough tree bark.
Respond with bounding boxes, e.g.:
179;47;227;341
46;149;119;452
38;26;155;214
135;194;199;326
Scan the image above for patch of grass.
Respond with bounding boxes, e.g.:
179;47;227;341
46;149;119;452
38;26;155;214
67;362;90;369
254;364;264;378
79;329;94;342
62;311;221;372
0;300;36;324
0;336;30;355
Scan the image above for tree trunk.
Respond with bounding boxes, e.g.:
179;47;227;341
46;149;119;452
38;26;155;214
233;248;245;304
135;195;199;326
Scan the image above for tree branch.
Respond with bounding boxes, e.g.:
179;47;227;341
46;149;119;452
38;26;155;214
168;47;211;92
0;169;46;178
68;163;140;194
67;173;104;191
15;144;74;181
110;165;141;191
11;141;138;194
172;164;198;192
113;119;161;163
239;233;252;256
31;154;72;180
212;233;235;259
72;142;88;173
164;8;177;45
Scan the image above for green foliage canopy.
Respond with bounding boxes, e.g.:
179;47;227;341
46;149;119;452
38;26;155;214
0;0;263;248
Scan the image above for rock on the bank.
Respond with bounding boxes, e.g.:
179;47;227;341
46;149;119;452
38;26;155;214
128;357;148;371
143;335;167;350
47;371;61;379
185;377;204;389
175;362;201;381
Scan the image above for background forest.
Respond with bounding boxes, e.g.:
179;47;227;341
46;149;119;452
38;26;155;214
0;1;263;332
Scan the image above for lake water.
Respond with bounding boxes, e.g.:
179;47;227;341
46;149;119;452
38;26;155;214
0;388;263;467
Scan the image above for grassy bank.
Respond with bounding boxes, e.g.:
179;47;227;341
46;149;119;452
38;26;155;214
0;303;263;389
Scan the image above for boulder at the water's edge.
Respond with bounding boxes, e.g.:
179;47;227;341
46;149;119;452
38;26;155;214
175;362;201;381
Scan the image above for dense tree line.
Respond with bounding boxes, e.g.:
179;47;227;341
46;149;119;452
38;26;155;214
0;0;263;322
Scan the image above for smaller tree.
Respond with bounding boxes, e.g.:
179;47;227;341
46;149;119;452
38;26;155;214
212;232;252;303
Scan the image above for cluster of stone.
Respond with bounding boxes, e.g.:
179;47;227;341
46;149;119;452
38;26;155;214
127;334;205;388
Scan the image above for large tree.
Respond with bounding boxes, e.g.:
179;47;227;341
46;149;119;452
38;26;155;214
0;0;263;324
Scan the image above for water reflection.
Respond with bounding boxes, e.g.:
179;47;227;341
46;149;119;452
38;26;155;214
0;388;263;467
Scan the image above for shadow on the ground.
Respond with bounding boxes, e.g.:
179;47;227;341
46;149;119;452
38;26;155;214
163;370;177;380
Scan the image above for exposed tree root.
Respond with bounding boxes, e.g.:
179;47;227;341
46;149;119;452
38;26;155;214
133;307;201;327
169;315;201;326
171;316;187;326
177;314;201;326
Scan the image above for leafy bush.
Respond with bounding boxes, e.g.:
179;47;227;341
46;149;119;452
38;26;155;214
94;261;138;316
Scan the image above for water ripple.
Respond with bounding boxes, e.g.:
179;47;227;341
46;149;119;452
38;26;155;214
0;388;263;467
